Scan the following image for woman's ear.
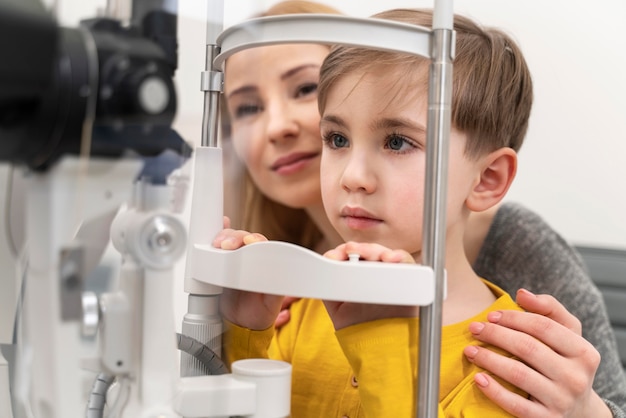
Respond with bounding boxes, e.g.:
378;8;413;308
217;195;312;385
466;148;517;212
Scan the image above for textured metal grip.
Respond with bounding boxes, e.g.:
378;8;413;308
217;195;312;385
180;294;223;377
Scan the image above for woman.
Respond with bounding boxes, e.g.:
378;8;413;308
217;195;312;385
221;1;626;416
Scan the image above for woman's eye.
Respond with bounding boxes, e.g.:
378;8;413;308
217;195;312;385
234;104;261;118
296;83;318;98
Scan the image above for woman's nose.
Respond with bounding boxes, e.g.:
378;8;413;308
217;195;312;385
266;99;299;143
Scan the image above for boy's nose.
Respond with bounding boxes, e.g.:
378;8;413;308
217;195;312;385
340;152;376;194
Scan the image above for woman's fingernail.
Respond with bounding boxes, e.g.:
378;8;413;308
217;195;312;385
474;373;489;387
464;345;479;359
469;322;485;334
487;311;502;323
518;288;536;298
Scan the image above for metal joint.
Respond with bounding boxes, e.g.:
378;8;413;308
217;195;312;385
430;28;455;62
200;70;224;93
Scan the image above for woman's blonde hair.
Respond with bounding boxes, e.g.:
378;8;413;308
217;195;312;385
261;0;342;16
224;1;342;249
318;8;533;158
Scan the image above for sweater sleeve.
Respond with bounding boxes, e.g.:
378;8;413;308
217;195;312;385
474;202;626;415
222;320;275;368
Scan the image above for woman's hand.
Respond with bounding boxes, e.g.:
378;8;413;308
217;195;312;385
212;217;284;330
463;288;612;418
322;242;418;330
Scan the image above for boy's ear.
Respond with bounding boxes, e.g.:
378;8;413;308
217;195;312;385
466;148;517;212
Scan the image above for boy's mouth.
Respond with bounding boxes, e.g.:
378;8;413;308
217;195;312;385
340;206;383;230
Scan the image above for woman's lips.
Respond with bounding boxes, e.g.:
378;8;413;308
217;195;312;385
271;152;318;175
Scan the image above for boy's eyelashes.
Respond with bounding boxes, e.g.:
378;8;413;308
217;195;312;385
321;131;349;149
321;130;423;154
385;133;421;153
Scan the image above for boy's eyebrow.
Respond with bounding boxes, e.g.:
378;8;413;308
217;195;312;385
320;114;346;127
370;117;426;133
321;115;426;134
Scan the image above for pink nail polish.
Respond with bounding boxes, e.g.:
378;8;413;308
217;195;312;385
487;311;502;323
469;322;485;334
474;373;489;387
464;345;479;358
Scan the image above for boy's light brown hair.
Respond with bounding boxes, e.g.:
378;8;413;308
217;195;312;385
318;8;533;158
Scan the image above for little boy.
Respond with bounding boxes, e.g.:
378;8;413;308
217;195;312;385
316;7;533;416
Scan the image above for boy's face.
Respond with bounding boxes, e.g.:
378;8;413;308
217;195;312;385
320;67;481;259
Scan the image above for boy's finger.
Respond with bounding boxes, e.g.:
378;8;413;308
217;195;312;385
380;249;415;264
274;309;291;329
243;233;267;245
324;248;347;260
343;242;388;261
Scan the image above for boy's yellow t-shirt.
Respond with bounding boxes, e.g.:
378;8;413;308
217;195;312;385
224;280;527;417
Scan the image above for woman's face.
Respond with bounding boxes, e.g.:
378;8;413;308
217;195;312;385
224;44;329;209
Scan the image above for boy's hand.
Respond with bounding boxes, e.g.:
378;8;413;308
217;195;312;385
212;220;284;330
275;296;300;329
322;242;418;330
324;241;415;264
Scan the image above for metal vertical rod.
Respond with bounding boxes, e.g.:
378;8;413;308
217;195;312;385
201;0;224;147
417;0;454;416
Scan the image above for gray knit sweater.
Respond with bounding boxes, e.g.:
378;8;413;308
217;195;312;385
473;202;626;416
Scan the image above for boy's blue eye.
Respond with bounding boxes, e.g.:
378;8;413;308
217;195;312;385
331;134;349;148
388;135;404;150
386;134;415;152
